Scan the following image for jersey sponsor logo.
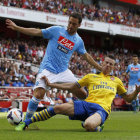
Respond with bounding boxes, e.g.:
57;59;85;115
93;82;115;92
93;85;115;91
131;67;139;71
57;45;69;54
58;36;74;50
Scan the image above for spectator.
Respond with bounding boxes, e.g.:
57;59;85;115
5;76;11;86
65;92;72;103
43;90;55;106
18;76;25;87
0;79;6;86
0;89;11;100
12;76;19;87
55;90;63;104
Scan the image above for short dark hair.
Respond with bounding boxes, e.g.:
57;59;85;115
107;54;115;60
69;12;82;24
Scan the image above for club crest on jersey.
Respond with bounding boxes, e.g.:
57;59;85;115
110;77;115;81
58;36;74;50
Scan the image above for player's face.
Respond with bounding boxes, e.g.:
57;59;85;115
133;57;138;65
102;57;115;75
67;17;81;35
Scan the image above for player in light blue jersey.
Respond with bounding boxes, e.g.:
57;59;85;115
125;54;140;112
6;13;102;122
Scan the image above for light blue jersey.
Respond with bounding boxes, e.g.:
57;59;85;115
39;26;86;74
126;64;140;85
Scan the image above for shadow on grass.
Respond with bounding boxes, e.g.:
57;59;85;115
1;128;84;132
2;128;140;134
103;130;140;133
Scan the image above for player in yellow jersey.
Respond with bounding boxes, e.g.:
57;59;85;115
15;55;140;132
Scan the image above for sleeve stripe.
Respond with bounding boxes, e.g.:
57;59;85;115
120;92;127;97
75;81;81;88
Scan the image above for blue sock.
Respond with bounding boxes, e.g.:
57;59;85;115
24;119;32;126
136;99;139;108
25;96;40;120
132;100;137;111
24;107;56;126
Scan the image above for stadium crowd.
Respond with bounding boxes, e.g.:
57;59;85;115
0;36;139;110
0;86;74;104
1;0;140;28
0;38;40;87
0;37;134;89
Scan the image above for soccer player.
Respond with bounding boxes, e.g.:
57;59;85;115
6;12;102;121
15;55;140;132
125;54;140;112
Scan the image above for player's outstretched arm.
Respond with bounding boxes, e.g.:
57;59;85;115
82;52;102;71
122;85;140;103
6;19;42;37
42;76;87;99
42;76;78;90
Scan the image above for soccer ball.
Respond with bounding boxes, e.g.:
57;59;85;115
7;108;24;125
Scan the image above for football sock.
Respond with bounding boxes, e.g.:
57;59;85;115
25;96;41;120
136;99;139;111
24;107;56;126
132;100;136;112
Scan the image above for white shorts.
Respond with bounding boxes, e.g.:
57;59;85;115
33;69;77;90
127;85;136;94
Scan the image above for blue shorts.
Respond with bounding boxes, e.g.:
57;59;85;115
69;101;108;125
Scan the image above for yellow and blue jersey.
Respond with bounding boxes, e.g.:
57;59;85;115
76;72;127;114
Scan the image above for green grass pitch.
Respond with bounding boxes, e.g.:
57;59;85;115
0;111;140;140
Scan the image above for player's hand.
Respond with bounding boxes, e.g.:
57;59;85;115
135;84;140;94
6;19;17;30
122;72;126;76
42;76;51;86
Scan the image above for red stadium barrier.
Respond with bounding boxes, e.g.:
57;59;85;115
0;87;33;112
0;101;11;108
22;101;29;112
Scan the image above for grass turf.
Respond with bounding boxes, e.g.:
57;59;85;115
0;111;140;140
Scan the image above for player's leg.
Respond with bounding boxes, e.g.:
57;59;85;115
132;96;139;113
54;101;74;115
81;103;108;132
83;113;102;132
27;102;74;124
136;95;139;112
15;102;74;131
25;87;46;120
25;69;54;120
127;85;137;112
132;99;137;112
